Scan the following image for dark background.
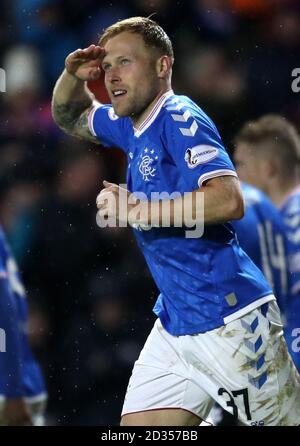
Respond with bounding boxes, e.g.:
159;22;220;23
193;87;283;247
0;0;299;425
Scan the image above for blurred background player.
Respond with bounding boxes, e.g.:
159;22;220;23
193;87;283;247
233;183;291;324
0;225;47;425
234;115;300;372
210;182;296;426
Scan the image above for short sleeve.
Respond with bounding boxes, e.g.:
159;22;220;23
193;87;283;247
163;103;237;190
88;102;131;153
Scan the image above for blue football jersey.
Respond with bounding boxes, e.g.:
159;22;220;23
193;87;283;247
0;227;46;398
89;91;273;335
279;187;300;371
233;183;290;312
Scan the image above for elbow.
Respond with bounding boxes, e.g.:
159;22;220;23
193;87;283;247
229;195;245;221
51;101;63;128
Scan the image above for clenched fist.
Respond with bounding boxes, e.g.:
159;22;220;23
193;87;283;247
96;180;151;229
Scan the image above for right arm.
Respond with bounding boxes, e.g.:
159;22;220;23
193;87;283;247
51;44;105;143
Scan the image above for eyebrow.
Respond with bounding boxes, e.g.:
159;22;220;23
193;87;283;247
101;55;129;66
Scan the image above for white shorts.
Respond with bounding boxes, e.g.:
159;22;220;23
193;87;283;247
122;300;300;426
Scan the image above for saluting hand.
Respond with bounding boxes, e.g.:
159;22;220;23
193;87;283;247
65;44;105;81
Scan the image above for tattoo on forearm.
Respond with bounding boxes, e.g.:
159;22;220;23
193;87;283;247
52;100;91;131
75;109;89;131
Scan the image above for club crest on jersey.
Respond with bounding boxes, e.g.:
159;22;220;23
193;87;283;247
184;145;219;168
138;148;158;181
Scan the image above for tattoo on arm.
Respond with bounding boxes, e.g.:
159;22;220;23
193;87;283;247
52;100;100;143
52;99;89;130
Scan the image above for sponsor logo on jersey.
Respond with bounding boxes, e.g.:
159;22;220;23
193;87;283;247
184;145;219;168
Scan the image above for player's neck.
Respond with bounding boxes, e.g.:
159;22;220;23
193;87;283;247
267;178;300;207
132;87;172;129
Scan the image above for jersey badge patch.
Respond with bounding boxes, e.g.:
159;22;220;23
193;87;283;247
184;145;219;168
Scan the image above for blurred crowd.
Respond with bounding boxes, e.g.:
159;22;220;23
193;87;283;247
0;0;300;425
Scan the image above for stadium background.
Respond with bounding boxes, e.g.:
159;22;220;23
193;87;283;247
0;0;299;425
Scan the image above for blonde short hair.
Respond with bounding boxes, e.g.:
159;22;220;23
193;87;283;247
99;16;174;60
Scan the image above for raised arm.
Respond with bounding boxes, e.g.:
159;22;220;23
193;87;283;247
51;44;105;143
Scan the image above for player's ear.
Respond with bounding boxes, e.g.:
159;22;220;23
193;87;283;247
156;55;172;79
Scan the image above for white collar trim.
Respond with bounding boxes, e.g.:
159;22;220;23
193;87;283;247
133;90;174;137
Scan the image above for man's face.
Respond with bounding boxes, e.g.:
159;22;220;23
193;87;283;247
101;32;161;119
234;142;267;191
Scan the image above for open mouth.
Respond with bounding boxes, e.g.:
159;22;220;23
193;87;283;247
112;90;127;98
